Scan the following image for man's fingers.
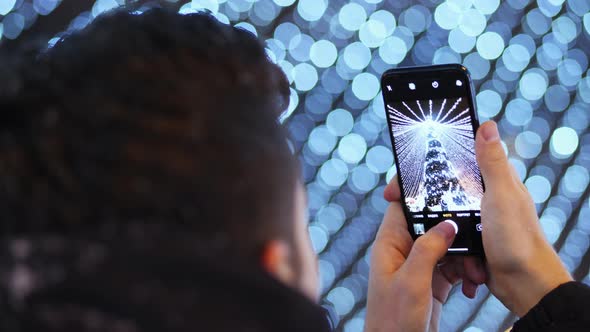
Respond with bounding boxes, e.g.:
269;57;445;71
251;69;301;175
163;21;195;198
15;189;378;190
378;200;409;233
464;257;487;285
384;176;401;203
371;201;413;275
403;222;456;276
462;279;478;299
475;121;514;193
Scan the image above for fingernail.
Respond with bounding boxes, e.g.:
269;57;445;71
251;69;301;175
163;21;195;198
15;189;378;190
443;219;459;235
434;221;456;242
480;122;500;142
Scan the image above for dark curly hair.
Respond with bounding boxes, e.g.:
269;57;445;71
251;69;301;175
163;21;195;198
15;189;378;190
0;7;296;270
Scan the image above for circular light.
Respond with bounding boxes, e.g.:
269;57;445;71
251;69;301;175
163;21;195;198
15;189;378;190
235;22;257;36
310;39;338;68
392;25;415;50
1;13;25;39
289;33;314;62
402;5;428;33
266;39;286;63
568;0;590;16
449;28;476;53
33;0;60;15
297;0;327;22
557;59;583;87
540;214;562;244
459;8;487;37
359;19;388;48
562;165;589;198
273;0;296;7
370;10;396;36
473;0;500;14
463;52;490;80
319;259;335;292
316;204;346;234
308;126;337;156
502;44;530;72
434;2;462;30
308;224;329;253
352;73;380;101
552;15;578;44
350;164;379;193
326;287;355;316
505;98;533;126
537;42;563;71
519;69;549;101
537;0;562;17
476;90;503;118
379;36;408;64
319;158;349;188
526;8;551;35
344;318;365;332
464;327;485;332
191;0;219;14
564;104;589;131
550;127;579;158
338;134;368;164
515;131;543;159
92;0;119;17
476;32;505;60
279;88;299;123
292;63;318;91
511;34;536;57
433;46;461;64
366;145;393;174
228;0;254;13
343;42;372;70
339;3;366;31
578;77;590;103
326;109;354;136
525;175;552;204
0;0;16;16
386;166;397;184
544;85;570;112
274;22;300;45
509;158;527;181
370;186;389;213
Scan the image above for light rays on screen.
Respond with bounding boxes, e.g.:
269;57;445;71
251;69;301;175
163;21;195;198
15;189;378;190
387;98;483;212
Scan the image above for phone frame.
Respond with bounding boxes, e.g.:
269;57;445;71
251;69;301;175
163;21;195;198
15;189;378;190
381;64;484;256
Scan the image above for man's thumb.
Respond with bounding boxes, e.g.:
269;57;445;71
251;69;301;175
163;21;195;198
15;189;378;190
475;121;512;192
403;221;456;275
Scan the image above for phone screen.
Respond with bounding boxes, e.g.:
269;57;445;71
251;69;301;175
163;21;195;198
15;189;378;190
381;65;484;255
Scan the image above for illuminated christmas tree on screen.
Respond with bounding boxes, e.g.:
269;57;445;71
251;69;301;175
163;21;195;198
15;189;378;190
421;124;469;211
387;98;483;212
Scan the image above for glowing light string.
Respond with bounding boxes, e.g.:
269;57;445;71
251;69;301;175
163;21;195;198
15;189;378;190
387;98;483;212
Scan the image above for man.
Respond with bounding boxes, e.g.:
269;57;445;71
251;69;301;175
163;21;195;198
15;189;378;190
0;7;587;331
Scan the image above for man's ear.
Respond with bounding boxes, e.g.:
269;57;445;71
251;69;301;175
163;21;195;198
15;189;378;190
260;240;295;286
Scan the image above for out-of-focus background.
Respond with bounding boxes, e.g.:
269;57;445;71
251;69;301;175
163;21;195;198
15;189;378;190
1;0;589;331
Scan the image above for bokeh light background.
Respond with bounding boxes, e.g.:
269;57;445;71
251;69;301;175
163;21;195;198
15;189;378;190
2;0;590;331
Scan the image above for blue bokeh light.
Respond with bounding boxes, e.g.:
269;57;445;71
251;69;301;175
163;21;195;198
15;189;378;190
550;127;579;158
476;32;505;60
7;1;590;330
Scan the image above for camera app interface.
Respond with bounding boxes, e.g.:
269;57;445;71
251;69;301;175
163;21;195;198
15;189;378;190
386;97;483;213
382;69;485;254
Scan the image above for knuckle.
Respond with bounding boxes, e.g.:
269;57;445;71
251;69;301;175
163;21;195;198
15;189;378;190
413;234;444;255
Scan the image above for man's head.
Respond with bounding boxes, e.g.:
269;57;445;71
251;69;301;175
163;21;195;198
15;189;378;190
0;8;317;299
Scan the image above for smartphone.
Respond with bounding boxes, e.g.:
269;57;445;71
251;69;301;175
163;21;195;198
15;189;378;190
381;64;484;256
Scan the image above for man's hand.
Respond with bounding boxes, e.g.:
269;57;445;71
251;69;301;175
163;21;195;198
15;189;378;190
364;178;486;332
475;121;572;317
